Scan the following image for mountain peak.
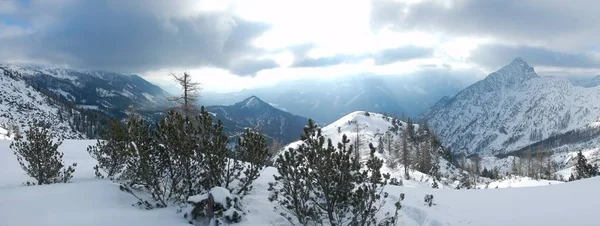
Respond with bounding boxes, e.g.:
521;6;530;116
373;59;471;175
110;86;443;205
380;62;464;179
510;57;527;65
503;57;533;71
482;57;538;90
236;95;269;109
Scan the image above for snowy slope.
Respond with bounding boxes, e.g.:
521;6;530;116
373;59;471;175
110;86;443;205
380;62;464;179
280;111;463;188
422;57;600;155
0;69;83;139
1;140;600;226
0;64;171;113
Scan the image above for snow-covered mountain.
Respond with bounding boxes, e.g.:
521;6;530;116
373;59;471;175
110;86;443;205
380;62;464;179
0;64;171;116
201;74;473;124
421;57;600;155
281;111;463;187
0;67;85;138
572;75;600;88
206;96;309;143
0;64;173;138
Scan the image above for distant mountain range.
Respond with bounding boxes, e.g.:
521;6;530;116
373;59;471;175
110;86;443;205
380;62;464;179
421;57;600;156
0;64;171;117
0;63;173;138
200;73;474;124
206;96;309;144
571;75;600;88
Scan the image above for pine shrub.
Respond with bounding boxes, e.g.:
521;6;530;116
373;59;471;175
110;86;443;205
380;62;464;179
10;121;76;185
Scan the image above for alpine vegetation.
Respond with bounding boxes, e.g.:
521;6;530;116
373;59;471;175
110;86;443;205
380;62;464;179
88;108;271;225
9;120;77;185
268;119;402;226
87;118;129;179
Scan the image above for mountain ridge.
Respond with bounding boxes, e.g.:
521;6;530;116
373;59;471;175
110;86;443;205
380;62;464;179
421;57;600;155
206;96;309;143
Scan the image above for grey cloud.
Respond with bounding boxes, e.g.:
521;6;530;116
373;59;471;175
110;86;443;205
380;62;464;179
469;44;600;71
374;46;433;65
291;45;433;68
369;0;407;31
293;54;366;68
228;58;279;76
0;0;272;75
371;0;600;51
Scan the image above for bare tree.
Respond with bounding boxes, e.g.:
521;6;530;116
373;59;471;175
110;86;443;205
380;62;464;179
420;139;431;174
268;139;284;156
525;147;534;177
536;143;545;179
169;72;202;116
383;131;394;154
400;127;411;179
471;154;481;185
352;122;364;168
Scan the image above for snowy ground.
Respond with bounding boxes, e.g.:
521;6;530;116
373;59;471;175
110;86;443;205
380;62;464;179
1;140;600;226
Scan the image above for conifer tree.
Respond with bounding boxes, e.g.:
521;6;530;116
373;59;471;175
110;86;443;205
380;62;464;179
573;151;599;180
154;110;198;202
87;118;128;179
350;144;398;226
269;119;401;225
269;120;318;225
118;117;171;209
198;108;229;191
230;129;270;196
10;121;76;185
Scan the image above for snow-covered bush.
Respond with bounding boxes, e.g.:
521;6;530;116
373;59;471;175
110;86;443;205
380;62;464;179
185;187;245;225
432;180;439;189
116;109;269;215
424;194;434;207
389;177;403;186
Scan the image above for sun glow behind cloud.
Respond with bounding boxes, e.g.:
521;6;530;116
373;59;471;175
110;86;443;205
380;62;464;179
4;0;599;92
142;0;483;92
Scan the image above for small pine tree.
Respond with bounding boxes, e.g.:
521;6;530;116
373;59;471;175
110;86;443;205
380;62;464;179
87;118;128;179
230;129;270;196
269;120;319;225
269;119;401;225
118;117;170;209
573;151;599;180
10;121;76;185
350;144;398;225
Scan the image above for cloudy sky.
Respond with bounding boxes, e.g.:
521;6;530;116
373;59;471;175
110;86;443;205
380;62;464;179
1;0;599;93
